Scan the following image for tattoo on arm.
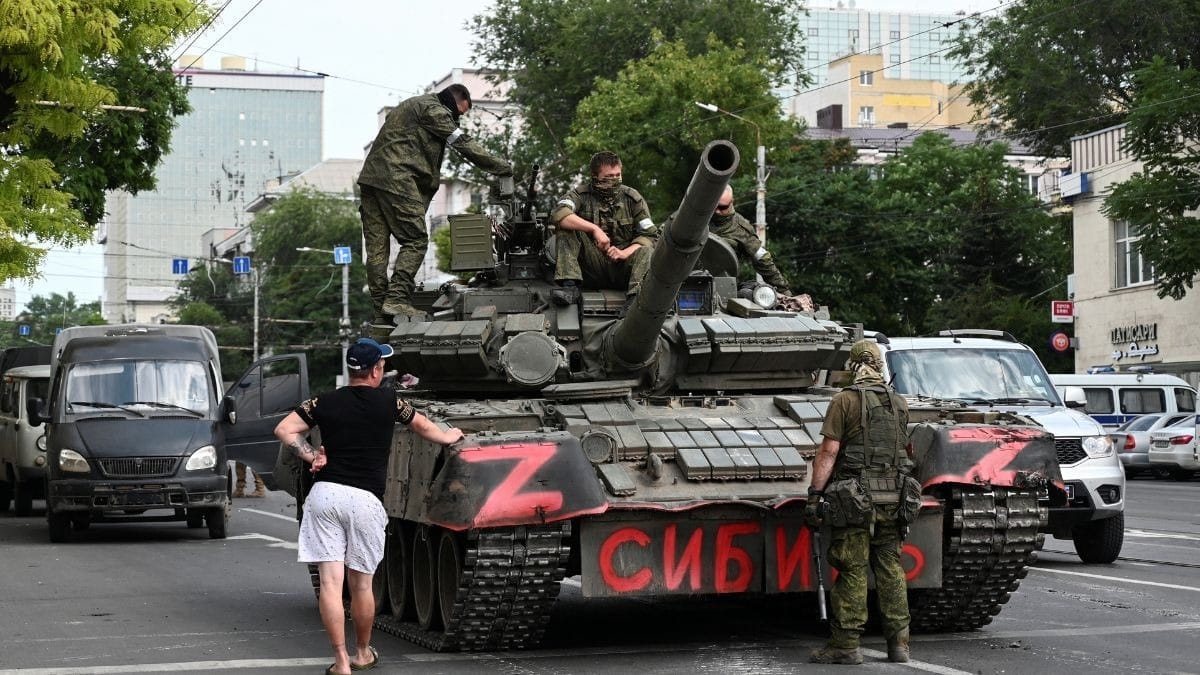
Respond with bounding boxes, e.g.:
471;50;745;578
289;437;317;462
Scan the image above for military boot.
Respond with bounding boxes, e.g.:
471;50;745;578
250;475;266;498
887;629;910;663
383;301;425;319
809;646;863;665
550;280;580;306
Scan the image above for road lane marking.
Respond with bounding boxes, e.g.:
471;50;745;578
860;649;973;674
238;507;297;523
1029;566;1200;592
1125;528;1200;542
0;659;330;674
225;532;297;549
927;621;1200;640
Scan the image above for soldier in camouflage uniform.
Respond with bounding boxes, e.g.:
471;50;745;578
357;84;512;331
805;340;913;665
663;185;790;293
550;151;657;305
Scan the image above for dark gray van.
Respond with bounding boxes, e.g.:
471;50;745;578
38;325;305;542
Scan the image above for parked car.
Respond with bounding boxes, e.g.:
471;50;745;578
1110;413;1193;478
1148;415;1200;481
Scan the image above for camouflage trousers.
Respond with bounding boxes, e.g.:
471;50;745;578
360;185;430;317
827;508;910;649
554;229;651;296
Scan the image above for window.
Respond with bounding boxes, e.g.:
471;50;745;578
1176;388;1197;412
1082;388;1114;414
890;54;901;64
890;30;901;39
929;54;940;64
1113;220;1153;287
1120;388;1165;414
859;70;874;85
808;27;819;37
858;106;875;126
848;29;860;38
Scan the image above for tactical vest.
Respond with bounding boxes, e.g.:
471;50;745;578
833;383;912;503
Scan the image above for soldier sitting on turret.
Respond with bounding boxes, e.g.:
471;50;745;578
550;151;658;308
663;185;791;295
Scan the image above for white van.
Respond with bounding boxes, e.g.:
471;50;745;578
1050;373;1197;429
0;365;51;516
875;331;1125;564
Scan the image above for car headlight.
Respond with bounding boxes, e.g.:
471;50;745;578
185;445;218;471
751;285;777;309
1081;435;1114;458
59;448;90;473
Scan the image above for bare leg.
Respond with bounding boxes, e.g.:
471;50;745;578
317;561;351;674
347;568;376;666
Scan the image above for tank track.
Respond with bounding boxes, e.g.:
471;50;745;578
909;486;1046;631
311;522;571;652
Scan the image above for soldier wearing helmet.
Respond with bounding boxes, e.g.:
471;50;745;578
805;339;917;665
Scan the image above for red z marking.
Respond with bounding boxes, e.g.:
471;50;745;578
924;427;1050;488
459;443;564;527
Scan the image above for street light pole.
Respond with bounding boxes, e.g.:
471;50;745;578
695;101;768;244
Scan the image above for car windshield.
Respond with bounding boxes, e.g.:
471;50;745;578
1123;415;1162;432
64;360;212;416
886;347;1061;404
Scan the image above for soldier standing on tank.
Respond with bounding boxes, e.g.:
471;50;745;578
661;184;790;294
805;340;916;665
550;151;657;310
357;84;513;330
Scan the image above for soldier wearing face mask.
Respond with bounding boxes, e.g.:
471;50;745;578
550;151;657;308
665;184;790;294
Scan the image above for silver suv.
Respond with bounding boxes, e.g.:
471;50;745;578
874;330;1125;564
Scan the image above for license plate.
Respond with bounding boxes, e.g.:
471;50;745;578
117;493;164;506
1063;484;1074;500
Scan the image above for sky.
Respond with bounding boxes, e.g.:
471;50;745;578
17;0;999;313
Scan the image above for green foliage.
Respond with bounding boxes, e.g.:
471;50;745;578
566;36;801;218
0;0;208;283
469;0;805;192
432;223;452;273
770;133;1071;365
950;0;1200;157
1;292;103;347
1102;57;1200;300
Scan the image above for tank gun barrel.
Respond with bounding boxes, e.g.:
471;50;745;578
607;140;740;370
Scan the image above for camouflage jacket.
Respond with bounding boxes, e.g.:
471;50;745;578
357;93;512;203
551;183;658;250
663;210;790;291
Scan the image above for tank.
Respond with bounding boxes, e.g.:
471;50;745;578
280;141;1064;651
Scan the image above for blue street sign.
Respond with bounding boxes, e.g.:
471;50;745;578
18;324;30;336
333;246;352;265
233;256;251;275
172;258;189;275
55;327;63;334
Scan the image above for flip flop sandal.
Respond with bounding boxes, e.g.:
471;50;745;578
350;646;379;671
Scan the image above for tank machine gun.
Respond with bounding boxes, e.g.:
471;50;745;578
280;141;1062;651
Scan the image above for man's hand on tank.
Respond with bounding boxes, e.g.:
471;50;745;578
442;428;465;445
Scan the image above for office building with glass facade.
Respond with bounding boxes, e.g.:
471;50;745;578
101;56;323;323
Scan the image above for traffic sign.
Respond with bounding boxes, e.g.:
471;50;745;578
18;324;30;336
1051;300;1074;323
233;256;251;275
333;246;352;265
1050;331;1071;352
172;258;189;275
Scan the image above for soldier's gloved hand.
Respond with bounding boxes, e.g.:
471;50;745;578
804;491;827;528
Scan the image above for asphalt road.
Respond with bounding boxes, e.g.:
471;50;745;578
1;474;1197;675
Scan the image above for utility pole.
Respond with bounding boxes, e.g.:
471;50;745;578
695;101;768;244
297;246;352;386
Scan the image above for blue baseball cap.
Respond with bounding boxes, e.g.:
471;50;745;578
346;337;394;370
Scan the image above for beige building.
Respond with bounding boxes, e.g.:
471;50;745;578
793;53;978;130
1064;123;1200;383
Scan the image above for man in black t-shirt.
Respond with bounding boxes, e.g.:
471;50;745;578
274;337;462;675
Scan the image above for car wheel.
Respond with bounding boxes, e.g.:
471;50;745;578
1072;512;1124;564
0;478;12;513
207;504;229;539
1170;468;1196;481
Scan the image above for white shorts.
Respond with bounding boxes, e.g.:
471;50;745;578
297;481;387;574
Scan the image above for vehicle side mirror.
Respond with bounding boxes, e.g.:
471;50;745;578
222;396;237;424
26;397;47;427
1062;386;1087;409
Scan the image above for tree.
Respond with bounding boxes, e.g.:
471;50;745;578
252;188;372;392
949;0;1200;158
469;0;805;192
2;292;104;348
0;1;208;281
1102;57;1200;300
566;36;801;218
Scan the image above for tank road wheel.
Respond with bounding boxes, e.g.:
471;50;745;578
412;524;443;630
386;520;415;620
437;530;465;628
48;512;71;542
1072;512;1124;564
